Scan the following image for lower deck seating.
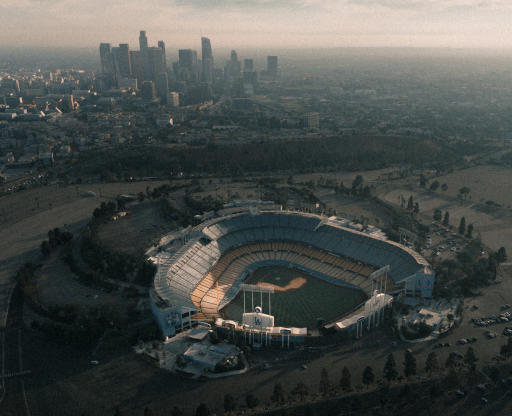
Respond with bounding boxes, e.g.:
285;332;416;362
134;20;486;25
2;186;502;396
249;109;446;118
196;241;392;317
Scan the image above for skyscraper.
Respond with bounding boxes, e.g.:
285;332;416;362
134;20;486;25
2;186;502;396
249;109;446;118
130;51;144;87
201;37;214;84
99;43;113;74
225;50;241;79
158;40;166;69
267;56;278;80
243;59;254;72
139;30;148;52
156;72;169;105
177;49;199;82
147;47;165;81
118;44;131;77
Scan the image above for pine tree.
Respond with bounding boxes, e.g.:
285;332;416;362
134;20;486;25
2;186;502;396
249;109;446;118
425;352;439;376
464;347;477;371
340;366;352;392
195;403;210;416
271;383;286;405
245;394;259;409
171;407;183;416
445;353;457;369
383;353;398;382
319;368;330;396
443;211;450;226
407;196;414;210
445;367;459;388
362;366;374;389
497;247;508;263
223;394;236;413
404;350;416;378
291;382;309;401
466;223;474;238
458;216;466;235
501;337;512;358
433;209;442;222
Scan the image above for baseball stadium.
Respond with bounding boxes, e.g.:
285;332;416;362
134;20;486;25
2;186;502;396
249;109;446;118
149;203;434;345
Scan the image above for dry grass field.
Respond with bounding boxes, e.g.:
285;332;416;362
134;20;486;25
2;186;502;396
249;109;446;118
96;200;176;256
379;165;512;256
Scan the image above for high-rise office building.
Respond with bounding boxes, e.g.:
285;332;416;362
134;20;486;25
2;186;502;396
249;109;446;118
130;51;144;87
139;30;148;51
225;50;241;79
99;43;113;74
177;49;199;82
157;40;166;69
110;46;121;77
146;47;165;81
267;56;278;80
243;59;254;72
156;72;169;105
118;44;131;77
141;80;156;100
201;37;214;84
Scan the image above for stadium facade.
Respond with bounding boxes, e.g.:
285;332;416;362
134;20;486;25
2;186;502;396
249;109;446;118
149;203;434;340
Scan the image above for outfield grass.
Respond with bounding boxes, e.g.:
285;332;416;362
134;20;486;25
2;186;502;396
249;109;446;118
222;266;367;328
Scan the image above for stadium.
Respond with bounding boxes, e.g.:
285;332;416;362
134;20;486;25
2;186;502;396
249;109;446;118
149;203;434;345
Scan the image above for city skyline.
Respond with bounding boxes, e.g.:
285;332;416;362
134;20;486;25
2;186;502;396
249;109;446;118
1;1;512;49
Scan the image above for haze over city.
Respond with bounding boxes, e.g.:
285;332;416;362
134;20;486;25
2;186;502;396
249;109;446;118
2;1;512;415
1;0;512;49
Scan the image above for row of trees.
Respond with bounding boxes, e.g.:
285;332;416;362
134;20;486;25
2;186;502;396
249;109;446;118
75;135;461;180
40;227;73;258
433;210;475;237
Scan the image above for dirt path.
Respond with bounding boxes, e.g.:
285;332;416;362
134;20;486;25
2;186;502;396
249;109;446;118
256;277;307;292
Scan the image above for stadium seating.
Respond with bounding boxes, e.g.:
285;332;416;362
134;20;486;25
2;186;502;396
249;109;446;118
153;211;431;316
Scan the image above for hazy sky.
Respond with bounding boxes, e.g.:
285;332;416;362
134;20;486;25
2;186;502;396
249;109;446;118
1;0;512;49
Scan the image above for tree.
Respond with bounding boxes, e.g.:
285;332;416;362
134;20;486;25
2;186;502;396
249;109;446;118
362;366;374;389
433;209;442;222
425;352;439;376
430;181;440;191
271;383;286;405
383;353;398;382
466;223;474;238
500;337;512;358
171;407;183;416
459;187;470;200
445;367;459;388
458;216;466;235
445;353;457;369
441;183;448;192
319;368;330;396
245;394;259;409
419;174;427;188
497;247;508;263
291;382;308;401
442;211;450;227
41;240;51;257
195;403;210;416
224;394;236;413
404;350;416;378
464;347;477;371
352;175;364;193
407;196;414;211
340;366;351;392
414;202;420;214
